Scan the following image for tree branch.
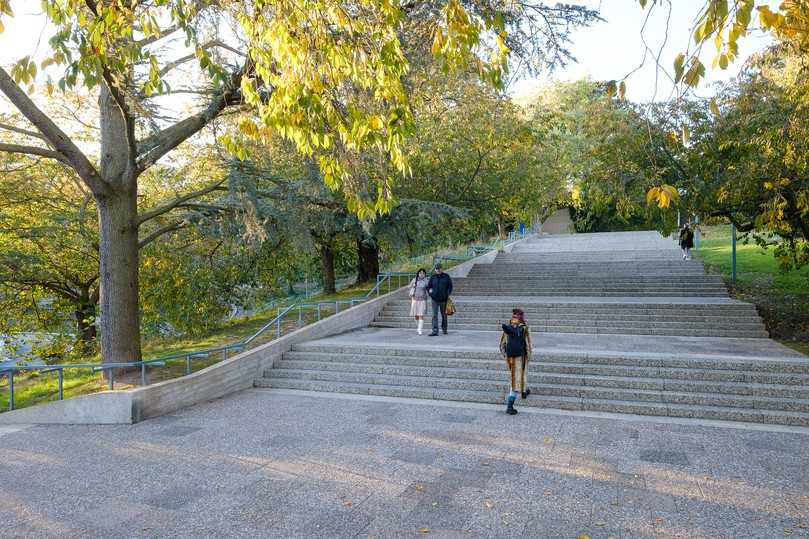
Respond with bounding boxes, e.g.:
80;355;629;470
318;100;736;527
0;143;71;165
138;220;188;249
135;66;249;173
0;67;107;194
0;122;48;141
137;178;227;225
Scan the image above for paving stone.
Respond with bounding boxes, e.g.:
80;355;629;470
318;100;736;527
639;450;691;466
154;425;202;437
2;390;809;538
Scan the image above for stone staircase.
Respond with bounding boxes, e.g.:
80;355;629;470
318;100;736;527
256;342;809;426
372;299;768;337
257;231;809;427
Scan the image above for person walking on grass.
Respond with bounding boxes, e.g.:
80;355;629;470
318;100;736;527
427;263;453;336
500;308;533;415
408;268;430;335
679;223;695;260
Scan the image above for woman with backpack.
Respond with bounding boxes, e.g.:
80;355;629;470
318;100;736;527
679;223;695;260
408;268;430;335
500;308;533;415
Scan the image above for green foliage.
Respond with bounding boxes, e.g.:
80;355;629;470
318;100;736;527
528;80;679;234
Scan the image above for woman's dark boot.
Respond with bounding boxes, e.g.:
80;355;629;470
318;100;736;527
521;388;531;399
506;394;518;415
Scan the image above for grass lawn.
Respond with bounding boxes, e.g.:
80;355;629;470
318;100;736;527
696;225;809;294
695;224;809;352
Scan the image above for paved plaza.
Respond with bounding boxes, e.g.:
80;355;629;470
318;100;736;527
2;389;809;538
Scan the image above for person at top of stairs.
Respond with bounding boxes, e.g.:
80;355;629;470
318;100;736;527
408;268;429;335
679;224;695;260
500;308;533;415
427;263;453;336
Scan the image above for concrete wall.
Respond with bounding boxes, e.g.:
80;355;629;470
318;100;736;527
0;237;529;425
0;391;134;425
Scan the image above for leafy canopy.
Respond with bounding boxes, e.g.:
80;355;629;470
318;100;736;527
0;0;540;217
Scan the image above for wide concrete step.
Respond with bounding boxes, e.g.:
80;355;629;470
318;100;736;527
381;309;758;324
385;300;758;314
257;378;809;427
466;272;718;280
263;369;809;413
291;344;809;373
369;321;766;337
281;351;809;384
272;359;809;400
452;292;729;298
375;314;764;328
373;315;765;331
454;284;728;292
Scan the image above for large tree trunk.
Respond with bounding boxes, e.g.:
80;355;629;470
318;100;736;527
97;191;142;364
356;235;380;284
96;84;142;365
320;244;336;294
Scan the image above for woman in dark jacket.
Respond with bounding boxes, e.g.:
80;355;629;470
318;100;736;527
679;224;695;260
500;308;533;415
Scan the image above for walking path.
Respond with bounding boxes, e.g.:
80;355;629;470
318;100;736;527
2;390;808;538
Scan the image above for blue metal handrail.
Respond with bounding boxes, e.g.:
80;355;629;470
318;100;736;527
1;232;529;412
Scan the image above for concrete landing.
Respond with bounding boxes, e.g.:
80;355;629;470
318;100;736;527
3;390;807;538
308;327;808;361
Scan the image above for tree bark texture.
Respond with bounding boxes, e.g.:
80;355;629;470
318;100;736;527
97;191;142;363
96;84;142;364
356;235;380;283
320;244;336;294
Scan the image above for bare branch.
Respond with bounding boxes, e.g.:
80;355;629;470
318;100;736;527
135;23;182;47
0;67;107;193
0;122;48;141
0;143;71;165
137;178;227;225
159;40;246;78
138;220;188;248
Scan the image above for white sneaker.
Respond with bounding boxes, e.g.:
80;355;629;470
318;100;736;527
418;330;423;335
682;254;687;260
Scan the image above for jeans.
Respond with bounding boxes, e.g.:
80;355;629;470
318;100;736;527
431;299;447;333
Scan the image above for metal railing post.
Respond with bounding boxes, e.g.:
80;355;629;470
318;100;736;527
731;222;737;282
335;300;339;313
108;369;114;391
57;369;64;400
276;315;282;337
298;305;303;325
141;363;147;386
186;355;192;375
8;371;14;411
317;303;322;320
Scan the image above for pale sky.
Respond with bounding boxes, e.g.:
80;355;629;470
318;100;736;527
0;0;776;107
509;0;776;102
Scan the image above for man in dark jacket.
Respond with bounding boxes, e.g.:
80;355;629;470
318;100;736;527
427;263;453;336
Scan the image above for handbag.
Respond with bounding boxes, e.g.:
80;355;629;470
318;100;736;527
445;297;456;316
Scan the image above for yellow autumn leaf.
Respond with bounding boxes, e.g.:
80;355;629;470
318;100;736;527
646;184;680;209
